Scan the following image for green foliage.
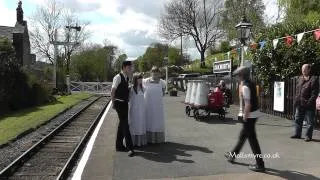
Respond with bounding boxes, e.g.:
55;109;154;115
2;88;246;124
114;54;127;71
220;41;232;53
71;45;116;82
252;19;320;93
183;59;212;74
168;47;183;66
221;0;265;40
0;37;53;115
278;0;320;18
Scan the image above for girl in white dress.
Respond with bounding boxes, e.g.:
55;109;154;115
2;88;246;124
129;73;147;147
143;66;166;144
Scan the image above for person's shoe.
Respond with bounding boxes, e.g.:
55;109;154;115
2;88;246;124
290;135;301;139
224;152;235;163
249;164;265;172
305;137;312;142
128;150;135;157
116;146;127;152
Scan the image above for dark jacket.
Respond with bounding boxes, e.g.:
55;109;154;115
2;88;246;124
115;73;129;102
294;76;319;110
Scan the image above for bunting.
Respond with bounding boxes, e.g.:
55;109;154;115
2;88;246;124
285;36;294;46
215;28;320;62
273;39;279;49
243;46;248;53
259;40;266;50
250;43;258;49
314;29;320;41
297;32;305;44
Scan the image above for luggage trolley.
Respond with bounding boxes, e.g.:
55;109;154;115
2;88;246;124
184;80;226;120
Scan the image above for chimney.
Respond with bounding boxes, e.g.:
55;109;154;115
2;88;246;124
16;1;24;24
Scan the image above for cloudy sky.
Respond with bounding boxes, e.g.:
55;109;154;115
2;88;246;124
0;0;279;60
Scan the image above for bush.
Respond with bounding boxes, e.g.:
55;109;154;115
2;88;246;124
252;19;320;93
0;37;55;115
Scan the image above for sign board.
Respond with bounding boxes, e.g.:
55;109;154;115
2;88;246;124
213;60;231;74
273;81;285;112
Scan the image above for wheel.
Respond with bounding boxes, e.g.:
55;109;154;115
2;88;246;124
185;106;191;117
193;109;200;120
206;110;210;118
219;109;226;120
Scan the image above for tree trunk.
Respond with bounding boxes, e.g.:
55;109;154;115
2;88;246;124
200;50;205;68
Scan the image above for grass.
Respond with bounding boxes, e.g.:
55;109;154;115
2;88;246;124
0;93;93;146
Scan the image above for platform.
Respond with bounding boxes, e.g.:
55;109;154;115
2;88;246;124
72;94;320;180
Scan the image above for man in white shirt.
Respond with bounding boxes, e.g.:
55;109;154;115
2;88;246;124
224;66;265;172
111;61;135;157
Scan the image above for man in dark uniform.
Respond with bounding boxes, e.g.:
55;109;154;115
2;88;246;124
224;66;265;172
111;61;135;157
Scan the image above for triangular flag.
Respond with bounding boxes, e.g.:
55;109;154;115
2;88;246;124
259;40;266;50
314;29;320;40
297;32;305;44
273;39;279;49
250;43;258;49
237;48;241;54
285;36;294;46
243;46;248;55
243;46;248;52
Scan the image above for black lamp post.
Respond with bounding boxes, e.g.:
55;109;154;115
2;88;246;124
235;15;252;120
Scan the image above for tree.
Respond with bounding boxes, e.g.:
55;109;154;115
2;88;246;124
114;54;128;71
71;43;120;82
30;0;90;65
278;0;320;16
0;37;52;114
160;0;224;67
252;19;320;93
221;0;265;40
29;0;62;64
141;43;169;71
277;0;320;25
168;47;183;65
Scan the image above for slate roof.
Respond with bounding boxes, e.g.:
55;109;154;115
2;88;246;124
0;26;15;41
0;22;26;41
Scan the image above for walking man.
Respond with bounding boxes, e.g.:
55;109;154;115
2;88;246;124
291;64;319;142
225;66;265;172
111;60;135;157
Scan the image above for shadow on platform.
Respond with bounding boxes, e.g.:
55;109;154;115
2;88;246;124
232;162;320;180
196;115;238;125
135;142;213;164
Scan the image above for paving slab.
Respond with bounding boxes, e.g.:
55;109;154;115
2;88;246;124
81;94;320;180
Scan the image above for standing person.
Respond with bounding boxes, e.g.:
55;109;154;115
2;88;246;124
225;66;265;172
111;61;135;157
129;73;147;147
143;66;166;144
291;64;319;142
218;80;232;106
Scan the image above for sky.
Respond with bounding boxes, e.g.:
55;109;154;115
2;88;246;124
0;0;279;60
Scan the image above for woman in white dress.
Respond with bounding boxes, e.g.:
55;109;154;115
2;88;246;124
129;73;147;147
143;66;166;144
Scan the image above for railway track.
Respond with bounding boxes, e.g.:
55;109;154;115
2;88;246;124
0;96;110;180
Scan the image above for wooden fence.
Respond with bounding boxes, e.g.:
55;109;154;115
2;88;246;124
172;76;320;122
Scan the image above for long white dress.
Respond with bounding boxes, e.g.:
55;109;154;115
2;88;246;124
143;78;166;143
128;87;147;146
